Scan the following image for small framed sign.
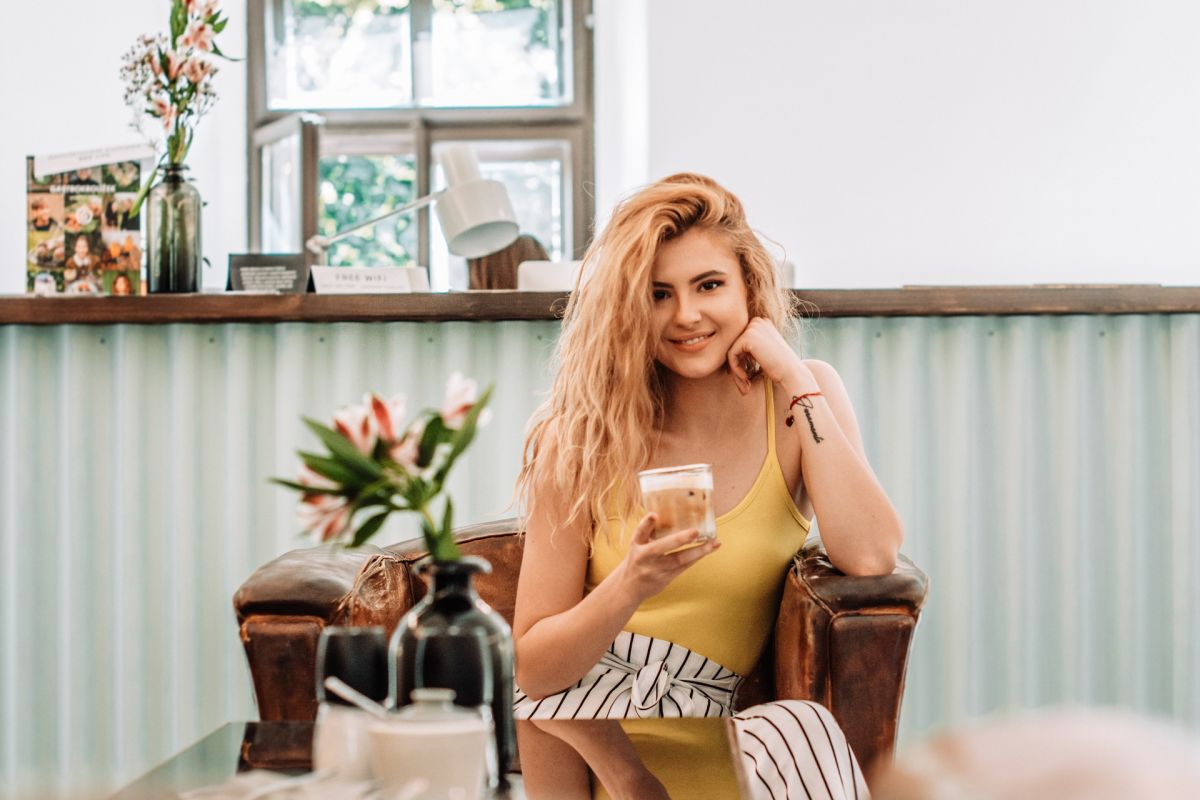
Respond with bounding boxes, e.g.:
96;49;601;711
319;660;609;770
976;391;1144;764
310;266;431;294
227;253;309;293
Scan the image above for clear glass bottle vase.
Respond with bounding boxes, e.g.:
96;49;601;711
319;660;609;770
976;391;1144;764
146;164;202;293
390;556;516;786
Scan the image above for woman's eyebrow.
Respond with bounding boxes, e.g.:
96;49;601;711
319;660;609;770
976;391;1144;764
651;269;726;288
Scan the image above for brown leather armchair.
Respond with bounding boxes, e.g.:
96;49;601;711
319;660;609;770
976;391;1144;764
233;518;927;773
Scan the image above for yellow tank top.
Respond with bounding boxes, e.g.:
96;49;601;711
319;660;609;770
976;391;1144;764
585;382;811;676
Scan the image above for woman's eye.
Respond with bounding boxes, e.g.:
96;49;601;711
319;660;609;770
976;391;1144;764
699;280;723;292
652;289;669;301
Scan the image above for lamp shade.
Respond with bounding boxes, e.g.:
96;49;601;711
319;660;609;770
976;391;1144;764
435;178;519;258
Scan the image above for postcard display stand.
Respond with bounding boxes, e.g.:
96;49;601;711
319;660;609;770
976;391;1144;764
26;156;145;296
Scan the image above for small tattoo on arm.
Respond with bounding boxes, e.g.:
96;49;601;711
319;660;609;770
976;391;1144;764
785;395;824;443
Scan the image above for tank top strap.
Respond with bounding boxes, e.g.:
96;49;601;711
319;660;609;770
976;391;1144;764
764;378;777;458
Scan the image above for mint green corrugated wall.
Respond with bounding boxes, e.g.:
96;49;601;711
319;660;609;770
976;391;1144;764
1;314;1198;797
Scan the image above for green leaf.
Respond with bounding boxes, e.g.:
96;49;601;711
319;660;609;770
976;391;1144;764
417;415;448;468
440;497;454;540
402;479;426;510
269;477;342;496
298;452;361;486
420;514;439;547
213;17;228;33
434;386;493;484
211;42;243;62
303;418;383;481
350;511;390;548
419;510;461;561
430;530;462;562
170;1;187;44
358;475;397;499
129;165;159;218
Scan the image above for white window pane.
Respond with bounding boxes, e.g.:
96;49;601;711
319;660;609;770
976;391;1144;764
318;152;419;267
430;0;567;107
260;135;302;251
431;140;567;290
267;0;413;110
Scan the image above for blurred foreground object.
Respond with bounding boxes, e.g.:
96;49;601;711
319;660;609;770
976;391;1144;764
873;708;1200;800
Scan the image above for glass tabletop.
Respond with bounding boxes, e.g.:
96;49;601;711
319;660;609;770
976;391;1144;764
110;718;752;799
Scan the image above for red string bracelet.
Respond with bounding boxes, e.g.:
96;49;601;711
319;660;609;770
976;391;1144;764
785;392;823;427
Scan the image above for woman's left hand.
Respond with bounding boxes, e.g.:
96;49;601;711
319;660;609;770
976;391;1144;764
726;317;810;395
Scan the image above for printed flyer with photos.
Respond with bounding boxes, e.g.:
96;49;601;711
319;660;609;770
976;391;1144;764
26;153;146;296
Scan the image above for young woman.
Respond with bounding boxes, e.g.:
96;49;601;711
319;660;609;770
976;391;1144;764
512;173;904;798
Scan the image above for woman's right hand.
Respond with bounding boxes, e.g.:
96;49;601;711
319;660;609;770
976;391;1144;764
616;513;720;603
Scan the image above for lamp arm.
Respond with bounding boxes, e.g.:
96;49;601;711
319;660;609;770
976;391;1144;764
304;190;443;259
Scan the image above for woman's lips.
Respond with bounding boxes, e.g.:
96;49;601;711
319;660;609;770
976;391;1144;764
669;332;714;352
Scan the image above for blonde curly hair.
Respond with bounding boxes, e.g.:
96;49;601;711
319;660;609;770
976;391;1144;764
515;173;799;543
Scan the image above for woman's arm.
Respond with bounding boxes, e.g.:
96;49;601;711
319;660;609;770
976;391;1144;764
728;320;904;575
516;720;592;799
514;437;720;699
786;358;903;575
531;720;670;800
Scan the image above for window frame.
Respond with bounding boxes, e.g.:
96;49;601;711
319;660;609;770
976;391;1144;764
247;0;595;275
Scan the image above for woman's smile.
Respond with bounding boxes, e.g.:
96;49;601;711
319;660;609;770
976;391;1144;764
669;331;715;352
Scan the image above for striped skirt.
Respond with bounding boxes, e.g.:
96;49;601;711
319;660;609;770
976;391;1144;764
514;631;868;799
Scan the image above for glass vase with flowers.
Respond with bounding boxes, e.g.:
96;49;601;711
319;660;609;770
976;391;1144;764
274;373;516;780
120;0;233;293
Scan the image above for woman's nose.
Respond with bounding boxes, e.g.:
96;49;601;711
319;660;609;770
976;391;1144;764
673;296;701;325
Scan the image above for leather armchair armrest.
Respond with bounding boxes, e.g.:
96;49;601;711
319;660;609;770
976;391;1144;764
234;544;381;622
774;537;929;775
233;544;383;721
232;519;525;721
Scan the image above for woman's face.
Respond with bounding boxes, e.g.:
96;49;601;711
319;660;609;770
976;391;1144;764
649;227;750;380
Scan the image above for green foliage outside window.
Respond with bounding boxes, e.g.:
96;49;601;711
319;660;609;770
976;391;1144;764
318;155;417;267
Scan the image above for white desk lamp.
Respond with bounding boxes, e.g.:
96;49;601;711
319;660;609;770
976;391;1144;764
305;145;519;264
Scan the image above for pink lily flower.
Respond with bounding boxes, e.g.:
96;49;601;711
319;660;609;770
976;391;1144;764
333;402;378;456
389;421;424;473
185;20;214;52
297;494;351;542
296;465;338;498
184;57;211;85
368;392;406;443
166;50;183;81
440;372;479;430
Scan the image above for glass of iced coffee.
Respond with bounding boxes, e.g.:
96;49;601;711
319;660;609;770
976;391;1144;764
637;463;717;542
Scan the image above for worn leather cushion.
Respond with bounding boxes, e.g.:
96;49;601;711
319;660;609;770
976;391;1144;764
797;543;928;612
234;544;378;621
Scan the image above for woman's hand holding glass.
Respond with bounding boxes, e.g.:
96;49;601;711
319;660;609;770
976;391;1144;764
615;512;720;603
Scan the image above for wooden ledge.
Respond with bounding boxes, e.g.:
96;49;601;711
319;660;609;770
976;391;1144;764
1;286;1198;326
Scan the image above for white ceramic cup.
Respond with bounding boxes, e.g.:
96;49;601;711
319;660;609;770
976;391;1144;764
367;715;490;800
312;702;373;780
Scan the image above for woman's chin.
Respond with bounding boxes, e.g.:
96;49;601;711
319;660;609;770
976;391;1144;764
659;359;727;382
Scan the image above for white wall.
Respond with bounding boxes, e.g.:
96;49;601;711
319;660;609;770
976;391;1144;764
3;1;1199;294
595;0;1200;287
0;0;246;295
